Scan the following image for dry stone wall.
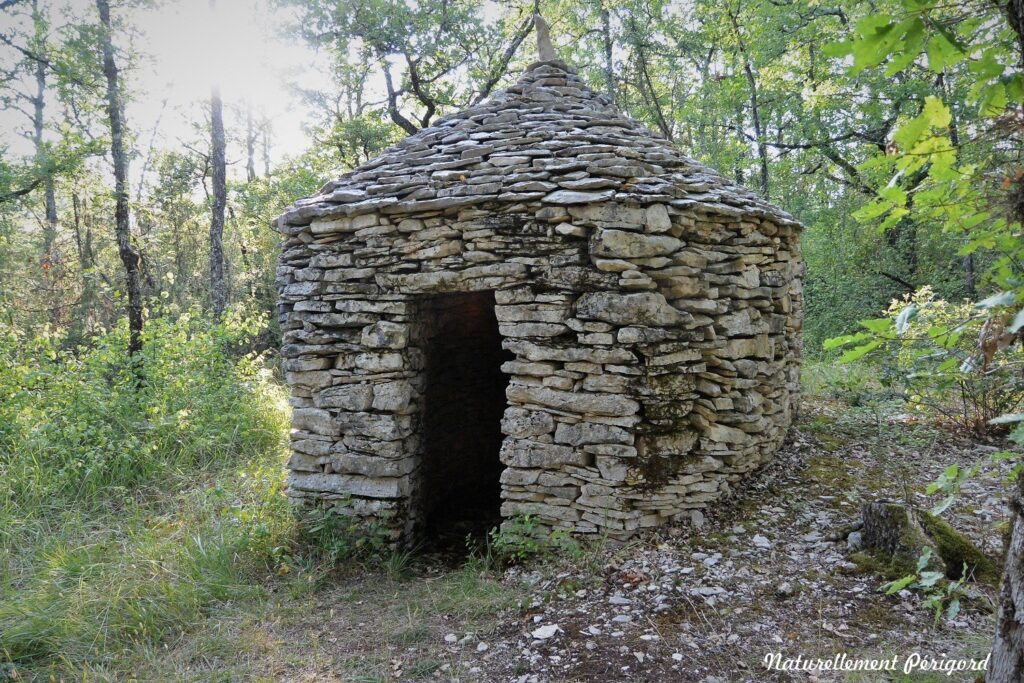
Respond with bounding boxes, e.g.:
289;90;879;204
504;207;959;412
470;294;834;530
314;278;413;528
275;60;804;542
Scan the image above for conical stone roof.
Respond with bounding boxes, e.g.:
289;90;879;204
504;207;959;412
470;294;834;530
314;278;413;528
277;59;800;233
273;41;806;543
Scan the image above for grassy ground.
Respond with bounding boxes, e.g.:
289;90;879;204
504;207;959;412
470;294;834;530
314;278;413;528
132;560;520;682
0;313;296;681
0;354;1012;681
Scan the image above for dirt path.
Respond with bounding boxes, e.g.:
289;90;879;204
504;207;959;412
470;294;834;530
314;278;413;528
146;398;1008;682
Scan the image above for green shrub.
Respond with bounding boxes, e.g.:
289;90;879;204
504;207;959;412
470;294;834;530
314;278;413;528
294;501;390;566
826;286;1024;432
0;306;286;509
881;547;970;625
478;514;582;566
0;308;293;674
802;359;887;405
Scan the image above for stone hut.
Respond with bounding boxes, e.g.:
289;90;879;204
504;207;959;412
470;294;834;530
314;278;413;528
274;37;804;543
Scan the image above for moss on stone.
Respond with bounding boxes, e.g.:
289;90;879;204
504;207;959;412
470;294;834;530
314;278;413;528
633;452;676;491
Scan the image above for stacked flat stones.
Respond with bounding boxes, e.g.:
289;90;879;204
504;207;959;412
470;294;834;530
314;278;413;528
275;58;804;542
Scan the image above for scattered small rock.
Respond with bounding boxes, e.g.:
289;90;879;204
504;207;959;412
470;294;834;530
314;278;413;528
775;581;797;598
531;624;562;640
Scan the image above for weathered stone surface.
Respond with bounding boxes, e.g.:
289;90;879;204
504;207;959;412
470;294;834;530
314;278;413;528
706;423;751;444
505;340;636;364
360;321;409;349
554;421;633;446
576;291;692;327
596;456;630;481
592;229;681;258
372;380;414;413
721;335;772;359
315;384;374;411
647;430;700;455
352;351;405;372
500;439;588;467
645;204;672;233
716;309;761;336
617;326;669;343
329;452;417;477
289;472;409;499
291;408;338;436
275;56;804;544
502;407;556;438
507;383;640;417
336;412;413;441
543;190;616;205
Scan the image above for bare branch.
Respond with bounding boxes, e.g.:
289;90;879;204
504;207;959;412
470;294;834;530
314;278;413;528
471;13;533;105
878;270;916;291
382;60;418;135
0;177;41;204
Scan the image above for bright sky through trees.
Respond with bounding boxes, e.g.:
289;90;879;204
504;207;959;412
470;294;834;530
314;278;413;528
0;0;328;173
140;0;319;158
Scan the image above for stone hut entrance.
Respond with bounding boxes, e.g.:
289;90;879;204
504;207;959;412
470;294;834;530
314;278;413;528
275;23;805;544
418;292;511;541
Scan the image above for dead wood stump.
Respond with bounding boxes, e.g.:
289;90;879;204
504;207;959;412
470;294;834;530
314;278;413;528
861;501;947;576
860;501;998;583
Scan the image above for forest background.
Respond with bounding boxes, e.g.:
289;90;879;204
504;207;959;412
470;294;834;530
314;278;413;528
2;0;1024;678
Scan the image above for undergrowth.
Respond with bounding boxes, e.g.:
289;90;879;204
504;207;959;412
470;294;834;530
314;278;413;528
0;308;293;677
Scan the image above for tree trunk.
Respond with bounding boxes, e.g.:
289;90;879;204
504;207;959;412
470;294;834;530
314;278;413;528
97;0;143;359
600;5;615;104
988;4;1024;675
862;500;999;583
989;475;1024;681
727;5;769;199
627;18;671;140
31;0;59;324
261;117;271;178
861;501;946;575
964;253;977;300
245;103;256;182
71;192;91;336
209;82;227;319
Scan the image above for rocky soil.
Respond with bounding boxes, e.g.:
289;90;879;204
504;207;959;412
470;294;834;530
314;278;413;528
152;398;1010;682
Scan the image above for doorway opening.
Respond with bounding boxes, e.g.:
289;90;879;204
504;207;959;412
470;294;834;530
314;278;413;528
418;291;512;549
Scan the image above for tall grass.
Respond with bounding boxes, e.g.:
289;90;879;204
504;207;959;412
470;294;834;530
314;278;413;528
802;358;891;405
0;308;293;676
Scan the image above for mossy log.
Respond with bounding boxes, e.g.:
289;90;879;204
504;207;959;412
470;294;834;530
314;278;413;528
860;501;999;584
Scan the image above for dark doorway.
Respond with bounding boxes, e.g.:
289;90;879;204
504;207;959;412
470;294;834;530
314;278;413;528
419;291;512;547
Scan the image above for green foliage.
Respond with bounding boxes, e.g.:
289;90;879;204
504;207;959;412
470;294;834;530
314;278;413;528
917;514;1000;585
286;0;531;141
0;311;293;673
0;460;290;670
828;287;1024;431
926;463;980;516
0;0;996;374
294;502;390;567
478;514;582;566
0;306;286;506
829;0;1024;355
802;359;889;406
881;547;968;625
